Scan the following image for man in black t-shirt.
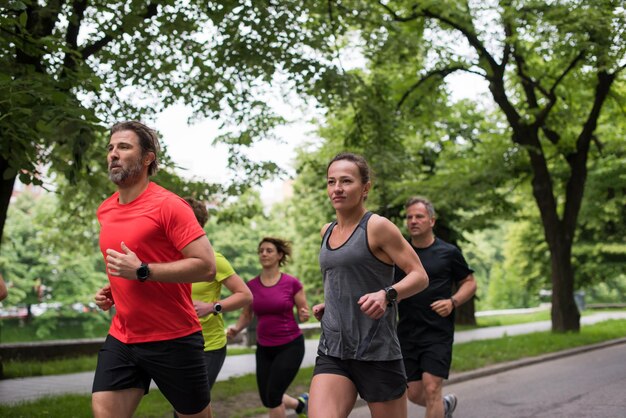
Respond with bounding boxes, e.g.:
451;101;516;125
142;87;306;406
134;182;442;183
394;196;477;418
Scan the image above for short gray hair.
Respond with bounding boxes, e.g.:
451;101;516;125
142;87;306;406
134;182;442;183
405;196;436;218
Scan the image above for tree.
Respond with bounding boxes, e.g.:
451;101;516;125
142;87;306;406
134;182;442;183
0;0;337;246
315;0;626;332
0;192;106;328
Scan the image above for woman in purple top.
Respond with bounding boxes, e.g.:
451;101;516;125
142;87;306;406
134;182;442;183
228;237;310;418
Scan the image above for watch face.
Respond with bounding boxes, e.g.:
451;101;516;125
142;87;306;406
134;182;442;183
386;287;398;301
137;264;150;281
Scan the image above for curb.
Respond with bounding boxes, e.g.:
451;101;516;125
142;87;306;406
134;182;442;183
287;336;626;417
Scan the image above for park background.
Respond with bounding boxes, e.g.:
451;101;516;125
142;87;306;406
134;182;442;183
1;1;625;346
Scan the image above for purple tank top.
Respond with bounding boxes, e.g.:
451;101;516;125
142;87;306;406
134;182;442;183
248;273;303;346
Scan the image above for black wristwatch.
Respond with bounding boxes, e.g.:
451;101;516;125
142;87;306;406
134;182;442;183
384;286;398;307
136;263;150;282
213;302;222;315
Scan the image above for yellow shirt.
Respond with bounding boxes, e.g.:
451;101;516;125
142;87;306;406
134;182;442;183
191;252;235;351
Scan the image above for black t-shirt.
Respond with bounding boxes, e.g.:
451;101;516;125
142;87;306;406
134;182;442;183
394;237;473;347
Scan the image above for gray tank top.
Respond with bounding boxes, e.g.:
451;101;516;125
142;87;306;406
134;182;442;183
317;212;402;361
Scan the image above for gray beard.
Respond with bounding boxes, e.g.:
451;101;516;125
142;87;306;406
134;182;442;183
108;159;144;186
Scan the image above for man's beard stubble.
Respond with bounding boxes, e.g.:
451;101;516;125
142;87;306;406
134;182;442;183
108;157;144;186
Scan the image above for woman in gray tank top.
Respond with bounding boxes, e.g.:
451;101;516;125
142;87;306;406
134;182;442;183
307;152;429;418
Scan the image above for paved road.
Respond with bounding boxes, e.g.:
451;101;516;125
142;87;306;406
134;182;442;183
1;312;625;406
347;338;626;417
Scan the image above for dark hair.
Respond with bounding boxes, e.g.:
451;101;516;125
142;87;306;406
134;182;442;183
326;152;371;185
258;237;292;267
405;196;436;218
110;121;160;176
184;197;209;227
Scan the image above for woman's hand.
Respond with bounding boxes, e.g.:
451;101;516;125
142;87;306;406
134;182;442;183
357;290;387;320
298;306;310;322
312;303;325;321
193;300;213;318
226;326;240;339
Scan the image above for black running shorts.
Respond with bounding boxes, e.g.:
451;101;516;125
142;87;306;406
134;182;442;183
402;342;452;381
92;332;210;415
313;354;407;403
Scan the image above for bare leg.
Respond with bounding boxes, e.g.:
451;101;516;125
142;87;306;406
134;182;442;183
308;374;357;418
268;402;286;418
422;372;444;418
283;393;300;411
407;380;426;406
92;388;144;418
367;391;408;418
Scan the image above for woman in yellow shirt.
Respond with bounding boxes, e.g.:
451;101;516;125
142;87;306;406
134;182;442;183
186;198;253;412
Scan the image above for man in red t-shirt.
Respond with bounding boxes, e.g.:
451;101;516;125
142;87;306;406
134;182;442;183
92;121;216;418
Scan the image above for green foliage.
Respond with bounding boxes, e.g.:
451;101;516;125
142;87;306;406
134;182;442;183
286;0;626;330
0;192;106;309
0;191;111;339
0;0;342;245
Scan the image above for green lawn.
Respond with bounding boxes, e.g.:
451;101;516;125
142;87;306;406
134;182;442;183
1;319;625;418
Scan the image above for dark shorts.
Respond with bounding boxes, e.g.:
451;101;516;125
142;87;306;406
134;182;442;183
402;342;452;381
313;354;407;403
92;332;210;415
204;345;227;390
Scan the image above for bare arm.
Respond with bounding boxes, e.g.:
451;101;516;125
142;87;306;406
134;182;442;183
294;288;310;323
193;274;253;317
226;304;254;338
358;215;429;319
312;224;331;321
432;274;478;317
105;236;216;283
312;303;325;321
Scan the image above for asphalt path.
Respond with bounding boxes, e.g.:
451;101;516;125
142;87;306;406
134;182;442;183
347;339;626;417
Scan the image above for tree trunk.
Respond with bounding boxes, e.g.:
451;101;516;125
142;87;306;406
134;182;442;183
548;238;580;332
0;154;17;249
524;129;581;332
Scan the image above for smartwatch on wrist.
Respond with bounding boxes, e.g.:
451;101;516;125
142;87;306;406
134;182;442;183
384;286;398;307
136;263;150;282
451;296;458;309
213;302;222;315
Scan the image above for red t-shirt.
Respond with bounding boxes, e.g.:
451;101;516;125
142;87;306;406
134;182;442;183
97;182;205;343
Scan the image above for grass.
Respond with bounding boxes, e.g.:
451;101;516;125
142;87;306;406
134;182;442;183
2;346;255;379
1;318;625;417
457;307;620;330
452;318;626;372
0;316;111;344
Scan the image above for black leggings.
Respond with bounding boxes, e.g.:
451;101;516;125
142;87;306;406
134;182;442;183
255;335;305;408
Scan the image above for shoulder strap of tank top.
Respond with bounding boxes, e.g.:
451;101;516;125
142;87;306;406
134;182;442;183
358;211;373;230
321;220;337;247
